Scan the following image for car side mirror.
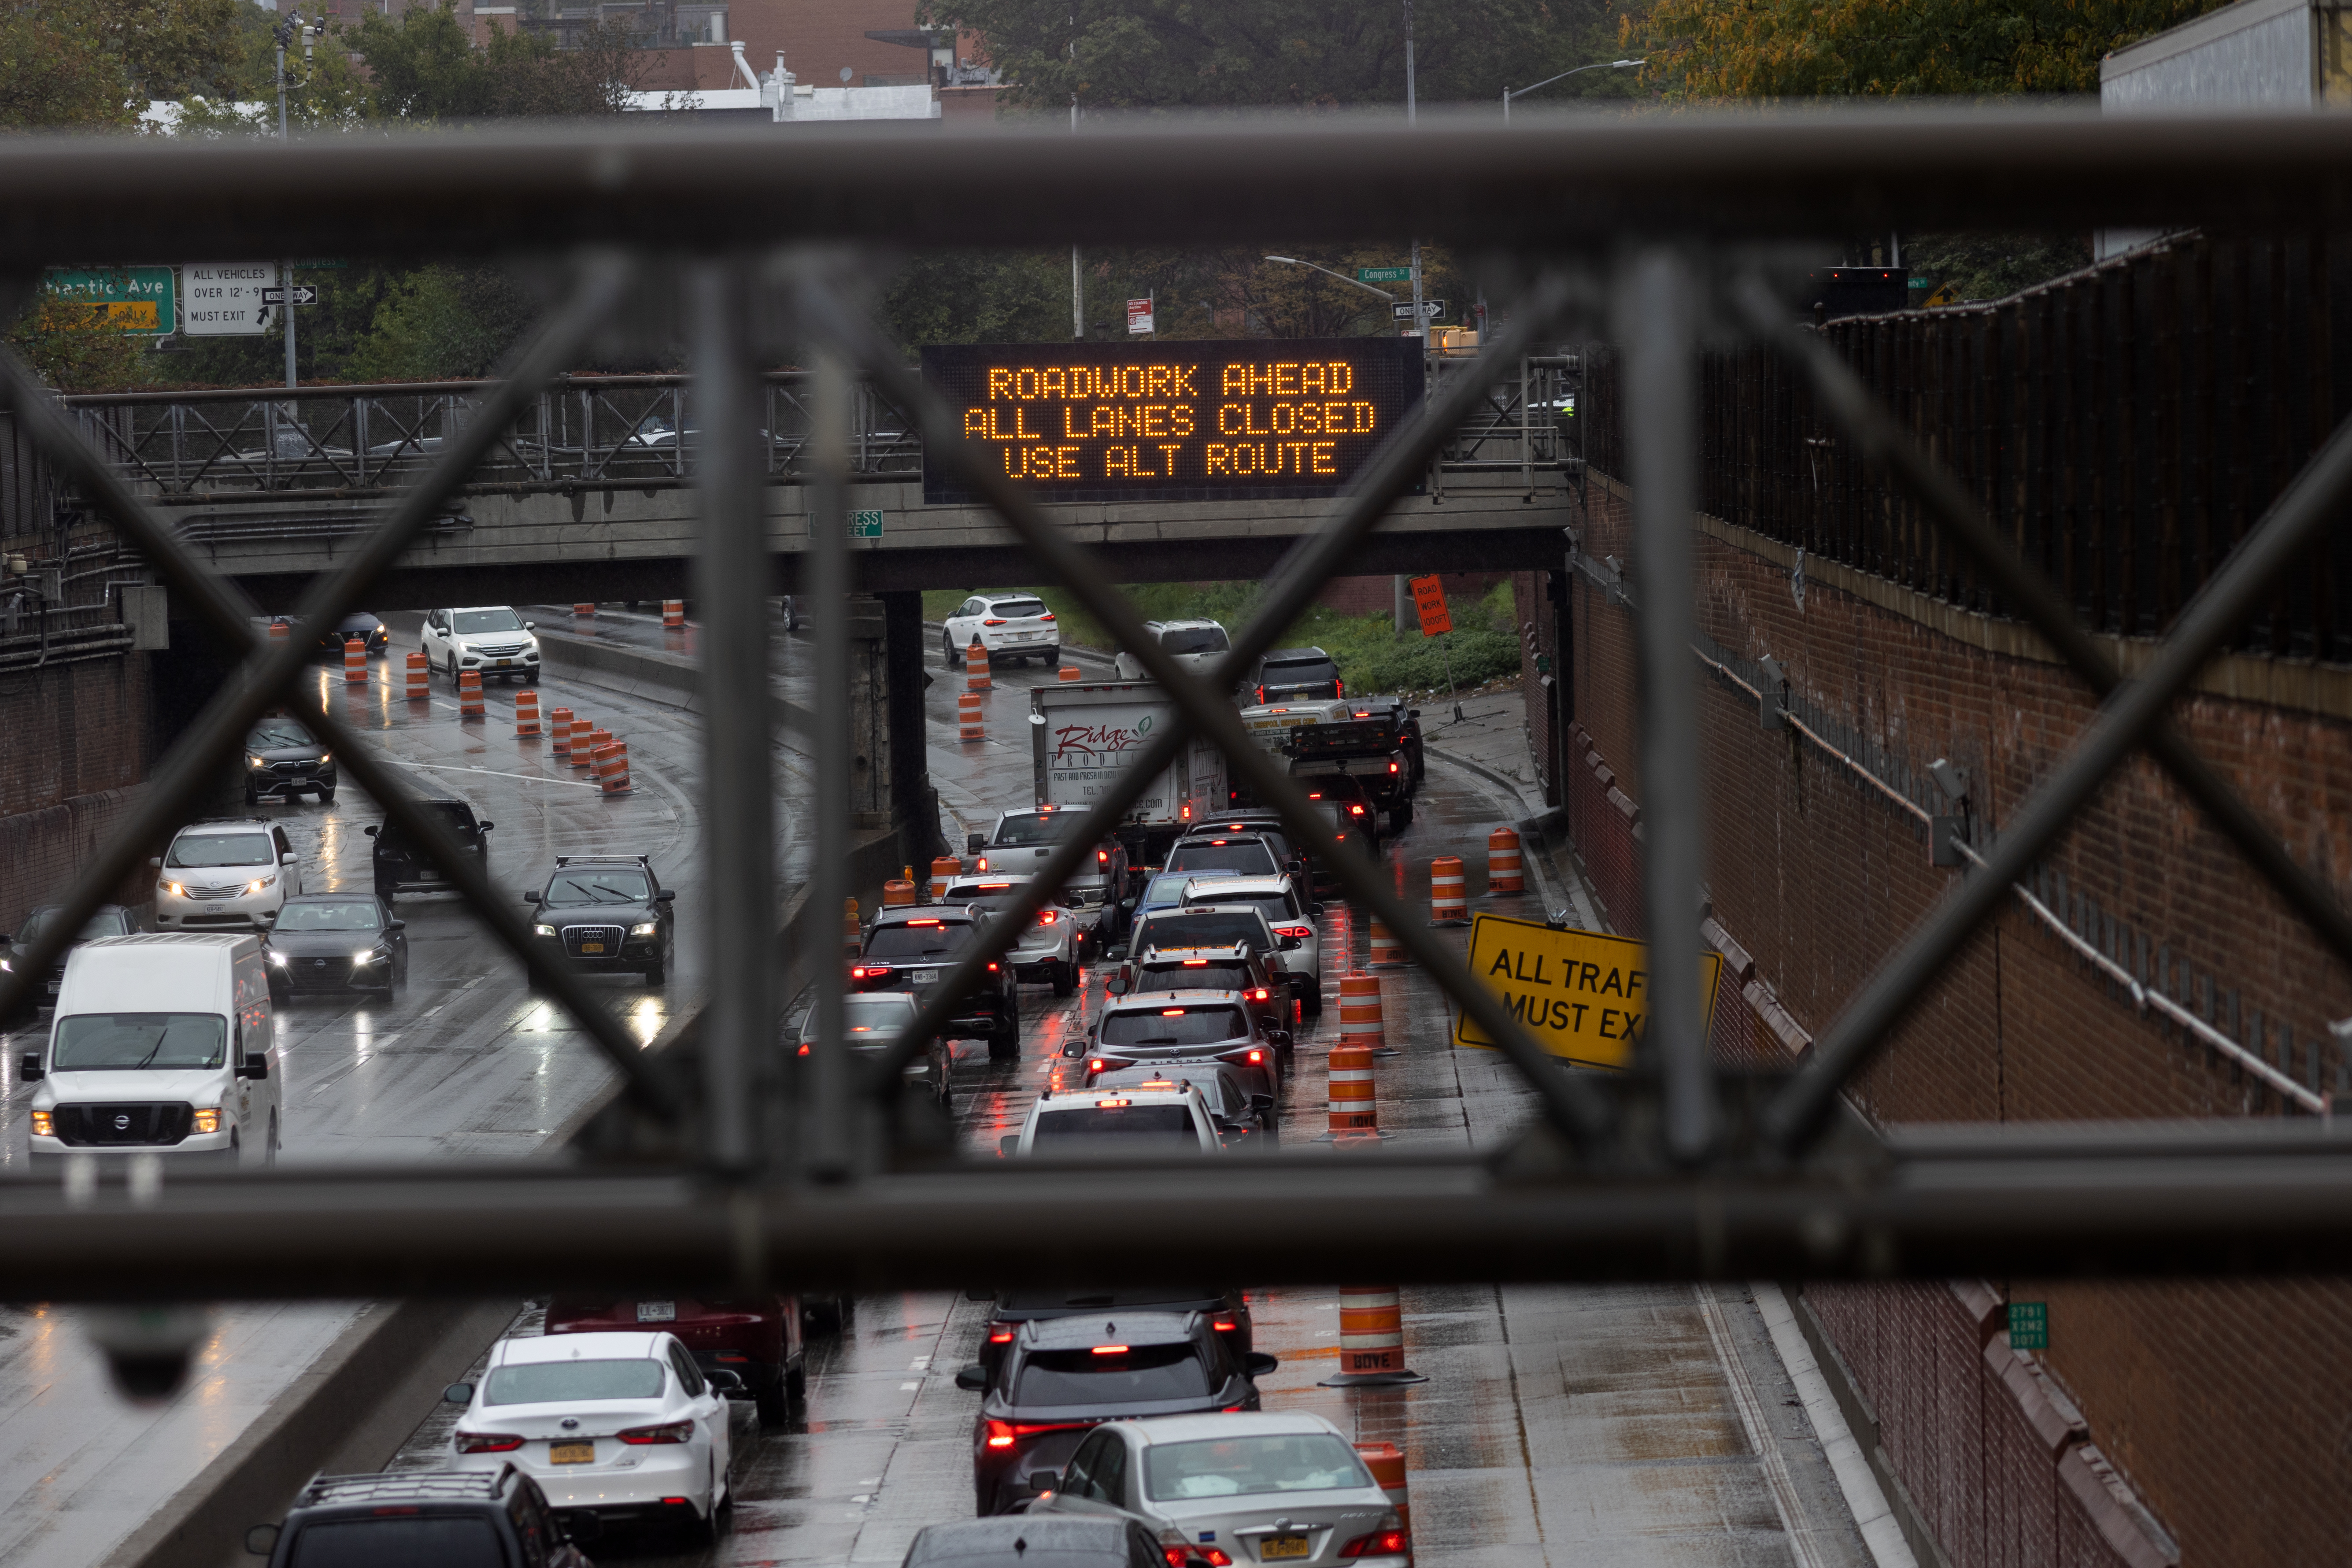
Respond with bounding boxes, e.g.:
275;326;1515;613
476;821;494;833
967;833;986;854
1028;1470;1062;1495
1250;1093;1275;1115
706;1368;748;1396
1243;1351;1280;1378
1308;902;1325;917
523;621;536;631
244;1523;281;1557
954;1363;990;1391
1105;977;1127;996
522;891;542;904
385;920;405;932
237;1055;269;1081
19;1053;41;1082
1279;935;1302;951
279;852;296;865
996;1134;1021;1158
362;825;378;837
149;857;163;869
442;1381;474;1404
656;889;676;902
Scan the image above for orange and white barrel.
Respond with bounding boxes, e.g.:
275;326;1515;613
1339;1287;1406;1374
884;877;917;907
1429;858;1468;925
1353;1442;1413;1553
662;599;685;628
404;651;430;702
548;706;575;758
573;602;596;616
267;619;289;643
343;636;368;685
1367;916;1403;969
1338;973;1385;1053
965;637;991;691
842;897;861;948
570;717;596;768
1486;827;1523;895
457;668;484;720
1325;1043;1379;1140
595;740;630;795
514;687;542;738
958;689;984;742
1058;665;1082;682
931;856;962;900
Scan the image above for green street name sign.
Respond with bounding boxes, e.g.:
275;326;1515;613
42;266;176;334
2008;1301;2048;1350
849;509;884;539
1358;267;1413;283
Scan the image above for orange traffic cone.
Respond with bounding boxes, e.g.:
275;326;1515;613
343;636;367;685
1319;1287;1426;1387
1486;827;1523;895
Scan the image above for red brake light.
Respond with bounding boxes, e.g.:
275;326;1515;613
371;1505;422;1515
907;918;942;927
1389;761;1399;773
984;617;1008;625
1087;1058;1111;1073
1161;1007;1186;1016
1339;1531;1408;1559
1039;611;1056;621
989;1326;1015;1343
618;1420;695;1445
1247;1049;1264;1064
1095;1098;1131;1109
1275;923;1312;939
1180;803;1192;819
988;961;1000;972
1213;1318;1238;1331
1091;1344;1129;1355
1335;678;1345;696
454;1432;524;1453
1255;686;1265;702
1307;791;1324;800
797;1042;810;1055
1097;849;1109;863
1249;987;1268;1001
1182;959;1209;967
1350;804;1365;815
976;856;989;871
986;1420;1017;1449
1163;1550;1191;1568
1200;1551;1234;1567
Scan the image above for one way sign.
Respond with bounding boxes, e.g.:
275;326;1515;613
260;285;318;305
1390;299;1446;319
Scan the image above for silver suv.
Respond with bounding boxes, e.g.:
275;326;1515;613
152;819;303;930
1113;618;1232;680
939;873;1081;997
1181;874;1322;1016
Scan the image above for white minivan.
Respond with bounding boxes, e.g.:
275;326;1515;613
22;933;281;1170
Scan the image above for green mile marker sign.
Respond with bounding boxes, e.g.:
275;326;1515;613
42;266;176;334
2008;1301;2048;1350
1357;267;1413;283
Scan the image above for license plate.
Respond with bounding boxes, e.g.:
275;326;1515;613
909;969;937;986
1260;1537;1311;1561
496;658;513;666
548;1441;595;1465
635;1300;676;1322
581;942;606;954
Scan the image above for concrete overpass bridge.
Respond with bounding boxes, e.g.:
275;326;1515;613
56;363;1579;608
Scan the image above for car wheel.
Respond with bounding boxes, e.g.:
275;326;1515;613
942;634;959;669
244;784;261;807
644;961;667;988
784;1355;806;1401
805;1294;847;1332
446;653;459;682
315;785;335;803
524;671;540;686
1050;959;1076;998
758;1368;793;1423
987;1017;1019;1061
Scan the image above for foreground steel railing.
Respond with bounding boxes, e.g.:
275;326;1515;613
0;109;2350;1300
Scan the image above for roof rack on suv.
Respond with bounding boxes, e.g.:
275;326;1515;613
551;853;654;869
297;1466;515;1505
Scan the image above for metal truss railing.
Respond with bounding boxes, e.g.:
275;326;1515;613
0;110;2349;1300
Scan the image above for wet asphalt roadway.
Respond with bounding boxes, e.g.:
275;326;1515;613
0;605;1876;1568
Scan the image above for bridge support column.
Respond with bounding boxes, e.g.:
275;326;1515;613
846;594;892;831
878;590;941;863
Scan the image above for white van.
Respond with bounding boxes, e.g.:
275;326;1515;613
22;934;281;1170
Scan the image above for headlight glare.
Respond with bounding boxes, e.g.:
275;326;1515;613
29;1110;52;1138
533;924;556;937
630;922;658;937
163;882;187;897
191;1108;221;1135
351;949;375;964
268;950;288;965
247;755;266;769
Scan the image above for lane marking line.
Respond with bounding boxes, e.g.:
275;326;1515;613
399;761;599;789
1695;1284;1834;1568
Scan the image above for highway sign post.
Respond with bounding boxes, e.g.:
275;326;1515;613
181;263;277;336
40;267;176;334
1454;914;1723;1069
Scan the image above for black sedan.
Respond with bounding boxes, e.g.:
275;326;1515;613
319;611;388;659
523;854;675;987
365;795;492;904
0;904;135;1022
245;714;336;806
264;894;407;998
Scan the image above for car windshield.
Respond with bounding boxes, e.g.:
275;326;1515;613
991;814;1069;846
1015;1344;1210;1405
991;599;1049;618
1187;892;1293;925
542;868;650;906
1264;658;1339;687
452;608;525;635
275;901;380;932
1136;913;1267;954
814;995;920;1040
53;1012;226;1071
1161;626;1230;655
1143;1435;1371;1501
248;718;315;750
165;832;274;869
1140;875;1194;908
1101;1006;1247;1046
16;907;130;944
1138;962;1255;993
944;881;1024;906
1032;1105;1202;1149
865;922;973;960
482;1358;666;1405
290;1518;505;1568
1166;843;1278;876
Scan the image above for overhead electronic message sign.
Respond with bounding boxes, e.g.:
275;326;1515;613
920;338;1425;505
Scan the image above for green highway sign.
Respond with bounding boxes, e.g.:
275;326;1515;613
1358;267;1413;283
2007;1301;2048;1350
41;266;175;333
849;509;884;539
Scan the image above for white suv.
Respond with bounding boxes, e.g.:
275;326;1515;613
152;819;303;930
1004;1080;1219;1157
1114;619;1232;680
421;605;541;684
942;592;1058;668
939;873;1081;997
1181;875;1323;1015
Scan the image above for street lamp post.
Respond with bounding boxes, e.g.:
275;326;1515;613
1502;58;1644;122
1261;255;1398;304
272;12;311;391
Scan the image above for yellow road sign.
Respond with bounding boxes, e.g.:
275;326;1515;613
1451;913;1721;1068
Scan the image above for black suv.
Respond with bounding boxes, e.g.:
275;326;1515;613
366;795;494;903
524;854;676;987
955;1310;1275;1515
852;905;1020;1058
1243;646;1342;705
0;904;134;1022
247;1466;588;1568
244;713;337;806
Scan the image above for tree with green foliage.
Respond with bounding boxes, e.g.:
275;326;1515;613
351;4;643;121
0;0;249;131
342;266;540;382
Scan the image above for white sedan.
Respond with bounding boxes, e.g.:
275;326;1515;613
444;1330;742;1541
941;592;1059;667
1032;1410;1408;1568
